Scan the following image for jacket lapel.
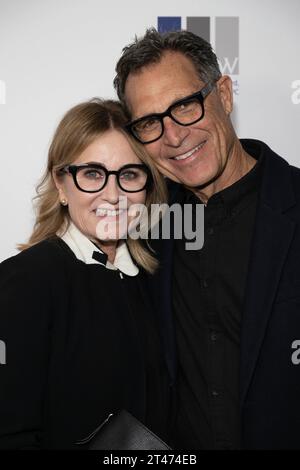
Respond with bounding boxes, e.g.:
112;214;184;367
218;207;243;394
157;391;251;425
240;145;296;407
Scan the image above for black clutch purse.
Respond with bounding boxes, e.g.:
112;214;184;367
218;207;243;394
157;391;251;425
76;410;171;450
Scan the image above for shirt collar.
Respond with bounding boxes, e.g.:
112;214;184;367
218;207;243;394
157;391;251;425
60;222;139;276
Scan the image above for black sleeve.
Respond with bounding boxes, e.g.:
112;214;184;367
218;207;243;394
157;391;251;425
0;249;52;449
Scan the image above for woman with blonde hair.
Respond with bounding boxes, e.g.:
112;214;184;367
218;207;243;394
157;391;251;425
0;99;170;449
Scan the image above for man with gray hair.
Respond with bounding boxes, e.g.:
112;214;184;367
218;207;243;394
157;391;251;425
114;28;300;449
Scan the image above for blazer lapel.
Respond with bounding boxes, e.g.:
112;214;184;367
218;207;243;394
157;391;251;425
240;146;296;407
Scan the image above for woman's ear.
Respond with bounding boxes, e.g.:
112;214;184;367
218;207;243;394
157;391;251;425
217;75;233;115
52;169;61;191
52;169;68;206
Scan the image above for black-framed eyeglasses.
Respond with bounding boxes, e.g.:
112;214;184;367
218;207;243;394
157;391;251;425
59;163;152;193
125;82;215;144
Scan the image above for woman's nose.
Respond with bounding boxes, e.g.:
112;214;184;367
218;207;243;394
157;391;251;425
101;174;121;204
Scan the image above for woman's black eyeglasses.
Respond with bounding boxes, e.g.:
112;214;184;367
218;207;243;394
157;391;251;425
59;163;152;193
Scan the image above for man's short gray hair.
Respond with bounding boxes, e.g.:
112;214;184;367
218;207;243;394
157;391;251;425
114;28;222;110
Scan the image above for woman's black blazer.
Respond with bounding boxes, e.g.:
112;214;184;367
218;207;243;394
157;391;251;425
0;238;163;449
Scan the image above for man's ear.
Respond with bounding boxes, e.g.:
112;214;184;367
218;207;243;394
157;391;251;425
216;75;233;115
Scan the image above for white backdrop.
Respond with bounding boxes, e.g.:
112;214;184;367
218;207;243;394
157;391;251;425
0;0;299;261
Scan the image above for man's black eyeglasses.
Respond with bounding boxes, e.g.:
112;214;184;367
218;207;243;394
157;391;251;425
125;82;215;144
59;163;151;193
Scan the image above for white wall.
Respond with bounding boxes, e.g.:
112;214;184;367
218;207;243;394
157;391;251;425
0;0;299;261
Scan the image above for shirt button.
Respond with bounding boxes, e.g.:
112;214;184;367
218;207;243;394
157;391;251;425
212;390;219;398
208;227;214;235
210;332;218;342
202;279;209;288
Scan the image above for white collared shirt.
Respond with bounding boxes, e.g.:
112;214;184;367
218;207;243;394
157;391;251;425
59;222;139;277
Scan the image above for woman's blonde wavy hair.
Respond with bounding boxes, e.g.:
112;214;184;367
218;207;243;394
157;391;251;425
19;99;167;274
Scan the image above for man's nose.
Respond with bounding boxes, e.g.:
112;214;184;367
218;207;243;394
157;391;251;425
162;116;190;147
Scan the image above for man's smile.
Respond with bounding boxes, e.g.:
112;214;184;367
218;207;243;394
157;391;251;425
169;140;207;162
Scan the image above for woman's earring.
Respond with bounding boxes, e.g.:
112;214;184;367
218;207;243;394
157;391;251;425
60;198;68;206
